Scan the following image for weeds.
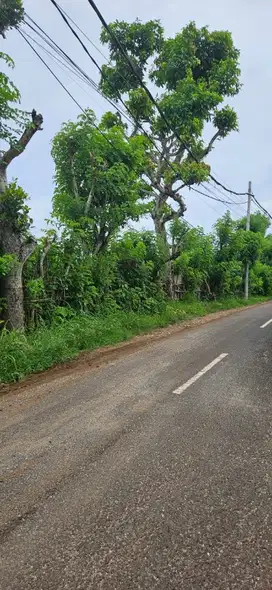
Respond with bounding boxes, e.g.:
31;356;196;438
0;296;268;384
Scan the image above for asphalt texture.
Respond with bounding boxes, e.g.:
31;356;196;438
0;303;272;589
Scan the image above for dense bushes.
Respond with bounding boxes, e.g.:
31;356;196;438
19;211;272;330
0;296;268;383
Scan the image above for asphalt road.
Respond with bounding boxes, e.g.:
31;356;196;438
1;303;272;589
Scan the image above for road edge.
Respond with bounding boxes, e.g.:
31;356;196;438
1;300;271;397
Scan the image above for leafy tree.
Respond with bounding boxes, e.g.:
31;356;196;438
261;234;272;266
0;0;24;38
51;110;149;255
99;20;240;242
237;212;270;236
112;230;166;312
170;219;214;295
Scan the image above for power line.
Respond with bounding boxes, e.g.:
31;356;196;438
206;181;247;206
47;0;250;214
190;186;247;206
23;16;132;124
17;28;143;164
21;29;115;114
23;9;267;225
56;3;109;63
18;29;85;113
85;0;252;198
198;183;248;216
252;195;272;221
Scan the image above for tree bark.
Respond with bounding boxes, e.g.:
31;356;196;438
0;111;43;330
0;224;36;329
2;259;24;330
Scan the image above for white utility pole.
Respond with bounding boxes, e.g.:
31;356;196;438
245;181;252;300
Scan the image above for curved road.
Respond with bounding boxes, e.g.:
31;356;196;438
1;303;272;589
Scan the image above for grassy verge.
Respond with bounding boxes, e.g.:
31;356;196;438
0;296;269;384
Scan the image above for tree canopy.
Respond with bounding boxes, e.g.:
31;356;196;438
51;110;150;254
99;20;240;240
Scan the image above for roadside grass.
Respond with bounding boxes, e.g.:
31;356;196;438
0;296;269;384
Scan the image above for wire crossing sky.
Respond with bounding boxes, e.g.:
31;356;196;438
1;0;272;233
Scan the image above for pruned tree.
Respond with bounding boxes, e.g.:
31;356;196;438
0;109;43;328
99;20;241;242
0;5;43;329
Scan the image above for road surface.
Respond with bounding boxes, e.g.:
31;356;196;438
1;303;272;589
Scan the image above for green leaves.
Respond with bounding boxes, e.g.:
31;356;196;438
51;110;149;254
213;106;238;137
0;53;29;144
0;181;32;235
0;254;16;276
0;0;24;38
98;18;241;237
100;19;163;65
151;22;240;94
99;19;163;98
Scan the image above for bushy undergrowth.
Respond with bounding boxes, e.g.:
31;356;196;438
0;296;268;384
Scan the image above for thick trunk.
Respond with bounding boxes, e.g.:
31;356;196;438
0;166;7;194
0;110;43;330
153;215;167;244
2;260;24;330
0;167;35;329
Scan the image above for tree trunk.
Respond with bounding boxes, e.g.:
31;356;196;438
0;110;43;330
0;167;36;330
0;165;7;194
0;166;25;329
2;259;24;329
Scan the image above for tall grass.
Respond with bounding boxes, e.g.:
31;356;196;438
0;296;269;384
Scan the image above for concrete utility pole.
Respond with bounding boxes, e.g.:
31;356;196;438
245;181;252;300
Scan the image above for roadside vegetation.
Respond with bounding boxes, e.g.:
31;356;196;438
0;296;269;383
1;2;272;383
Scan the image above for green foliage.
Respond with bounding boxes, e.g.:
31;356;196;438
100;19;163;98
151;23;240;94
51;110;149;253
0;0;24;38
0;181;32;235
0;53;29;143
0;253;15;276
99;19;241;234
0;296;268;383
237;212;270;236
213;106;238;136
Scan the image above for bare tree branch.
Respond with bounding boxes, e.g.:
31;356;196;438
0;112;43;169
70;156;79;199
40;238;53;278
20;238;37;264
203;130;221;156
84;185;94;216
173;183;186;193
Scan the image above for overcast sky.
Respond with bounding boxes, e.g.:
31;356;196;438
1;0;272;234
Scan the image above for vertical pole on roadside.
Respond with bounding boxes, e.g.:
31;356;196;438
245;181;252;300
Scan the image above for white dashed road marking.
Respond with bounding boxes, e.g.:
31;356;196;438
174;353;229;395
260;319;272;329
